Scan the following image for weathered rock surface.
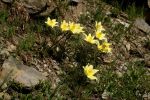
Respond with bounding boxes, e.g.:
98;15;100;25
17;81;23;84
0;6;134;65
1;0;13;3
19;0;48;14
148;0;150;8
0;92;11;100
1;0;56;16
69;0;79;5
134;18;150;34
143;93;150;100
144;53;150;67
70;0;79;2
0;56;47;88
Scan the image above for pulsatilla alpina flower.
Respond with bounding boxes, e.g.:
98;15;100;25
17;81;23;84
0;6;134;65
95;31;106;40
83;64;99;80
60;20;69;31
97;41;112;53
83;33;97;44
95;21;105;32
69;22;84;34
45;17;58;28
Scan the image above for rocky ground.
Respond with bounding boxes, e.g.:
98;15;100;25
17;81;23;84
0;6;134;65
0;0;150;99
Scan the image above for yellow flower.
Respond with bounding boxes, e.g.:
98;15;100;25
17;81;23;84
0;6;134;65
84;33;96;44
83;64;99;80
95;21;105;32
97;42;112;53
69;22;84;34
76;24;84;33
60;20;69;31
45;17;58;28
95;31;106;40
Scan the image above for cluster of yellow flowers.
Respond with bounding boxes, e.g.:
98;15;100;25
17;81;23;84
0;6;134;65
45;17;84;34
45;17;111;53
84;22;111;53
45;17;112;80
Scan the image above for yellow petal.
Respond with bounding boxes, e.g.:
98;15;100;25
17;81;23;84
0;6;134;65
61;20;69;31
94;40;100;45
97;45;102;50
95;21;105;32
84;34;96;44
69;22;84;34
87;75;98;80
95;31;106;40
93;69;99;74
88;64;93;69
45;17;58;28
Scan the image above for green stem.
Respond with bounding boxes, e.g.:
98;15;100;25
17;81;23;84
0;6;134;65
50;32;72;49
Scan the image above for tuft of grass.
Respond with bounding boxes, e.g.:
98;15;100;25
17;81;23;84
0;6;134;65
102;61;149;99
0;10;15;38
101;0;144;20
125;3;144;20
10;81;53;100
18;33;35;51
111;23;127;42
58;61;150;99
0;10;9;23
0;0;150;99
2;26;15;38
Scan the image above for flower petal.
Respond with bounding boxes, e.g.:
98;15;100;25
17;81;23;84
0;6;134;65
93;69;99;74
87;75;98;80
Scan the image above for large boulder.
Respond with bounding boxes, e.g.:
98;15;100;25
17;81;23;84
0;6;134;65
0;56;47;88
134;18;150;34
19;0;48;14
1;0;56;16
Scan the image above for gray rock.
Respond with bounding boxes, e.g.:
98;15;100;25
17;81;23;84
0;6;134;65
102;90;112;100
39;0;56;16
69;0;79;6
1;0;14;3
143;93;150;100
148;0;150;8
19;0;47;14
0;49;10;57
0;56;47;88
0;92;11;100
1;0;56;16
144;53;150;67
70;0;79;3
101;53;115;64
134;18;150;34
